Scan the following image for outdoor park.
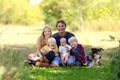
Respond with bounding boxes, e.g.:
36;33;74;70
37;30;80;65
0;0;120;80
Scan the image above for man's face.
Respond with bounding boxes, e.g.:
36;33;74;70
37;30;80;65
57;22;66;33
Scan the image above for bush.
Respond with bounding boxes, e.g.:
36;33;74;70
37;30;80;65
111;48;120;80
0;48;24;80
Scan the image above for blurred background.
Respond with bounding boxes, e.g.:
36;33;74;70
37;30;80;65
0;0;120;31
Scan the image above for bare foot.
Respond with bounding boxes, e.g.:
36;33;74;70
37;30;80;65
50;64;59;67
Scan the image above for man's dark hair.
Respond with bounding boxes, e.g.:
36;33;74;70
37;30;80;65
56;20;66;27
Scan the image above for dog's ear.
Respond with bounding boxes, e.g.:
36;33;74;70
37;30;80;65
100;48;104;51
91;48;97;53
91;48;95;50
91;48;96;51
101;48;104;51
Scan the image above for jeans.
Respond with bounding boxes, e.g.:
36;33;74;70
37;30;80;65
66;55;74;65
51;56;61;66
75;60;93;66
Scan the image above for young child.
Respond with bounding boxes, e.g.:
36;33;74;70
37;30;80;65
59;38;71;65
68;37;93;66
28;53;42;61
26;53;49;67
26;37;59;67
40;37;59;63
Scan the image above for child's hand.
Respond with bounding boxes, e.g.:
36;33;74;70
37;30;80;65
66;46;71;51
83;62;87;66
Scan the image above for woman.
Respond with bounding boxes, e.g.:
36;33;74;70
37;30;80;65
36;26;52;55
36;26;61;67
52;20;75;66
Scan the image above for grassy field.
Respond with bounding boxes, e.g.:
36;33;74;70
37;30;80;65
0;26;120;80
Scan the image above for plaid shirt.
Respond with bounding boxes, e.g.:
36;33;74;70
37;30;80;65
70;44;87;64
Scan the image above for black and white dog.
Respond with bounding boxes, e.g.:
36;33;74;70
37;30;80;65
87;48;104;66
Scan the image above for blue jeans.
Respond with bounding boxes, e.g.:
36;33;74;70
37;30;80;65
66;55;74;65
75;60;93;66
51;56;61;66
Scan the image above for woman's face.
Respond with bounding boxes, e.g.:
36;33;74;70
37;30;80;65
44;27;51;39
56;22;66;33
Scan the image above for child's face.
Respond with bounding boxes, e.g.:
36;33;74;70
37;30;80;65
49;42;55;49
28;54;37;60
60;39;66;46
28;53;40;61
69;40;77;48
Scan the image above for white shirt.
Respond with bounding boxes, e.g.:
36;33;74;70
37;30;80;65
59;44;71;57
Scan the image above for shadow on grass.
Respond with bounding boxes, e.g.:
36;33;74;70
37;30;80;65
1;44;119;80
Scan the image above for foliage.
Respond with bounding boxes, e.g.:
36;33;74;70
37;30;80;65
111;48;120;80
40;0;81;30
0;0;120;31
0;47;24;80
0;0;44;25
40;0;120;31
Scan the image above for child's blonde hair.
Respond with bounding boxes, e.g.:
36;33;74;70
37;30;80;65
68;37;78;43
47;37;59;56
48;37;56;44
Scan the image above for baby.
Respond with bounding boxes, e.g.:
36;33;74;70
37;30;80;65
59;38;71;65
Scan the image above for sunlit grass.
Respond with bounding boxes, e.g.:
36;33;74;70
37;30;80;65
0;26;119;80
0;26;43;45
16;64;111;80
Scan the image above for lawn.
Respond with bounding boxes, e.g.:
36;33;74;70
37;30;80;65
0;26;119;80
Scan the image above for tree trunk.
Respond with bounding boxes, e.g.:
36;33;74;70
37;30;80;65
78;0;84;31
79;9;84;31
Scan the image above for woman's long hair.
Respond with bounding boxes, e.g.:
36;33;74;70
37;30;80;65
36;26;52;50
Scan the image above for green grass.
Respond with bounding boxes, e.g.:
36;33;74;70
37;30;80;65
16;64;111;80
0;50;112;80
0;26;120;80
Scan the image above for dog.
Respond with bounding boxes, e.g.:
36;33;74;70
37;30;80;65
87;48;104;66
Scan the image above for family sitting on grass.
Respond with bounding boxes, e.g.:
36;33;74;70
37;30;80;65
25;20;93;67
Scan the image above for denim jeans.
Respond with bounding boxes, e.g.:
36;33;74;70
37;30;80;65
51;56;61;66
66;55;74;65
75;60;93;66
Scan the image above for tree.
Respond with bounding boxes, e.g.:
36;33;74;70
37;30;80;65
0;0;44;25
